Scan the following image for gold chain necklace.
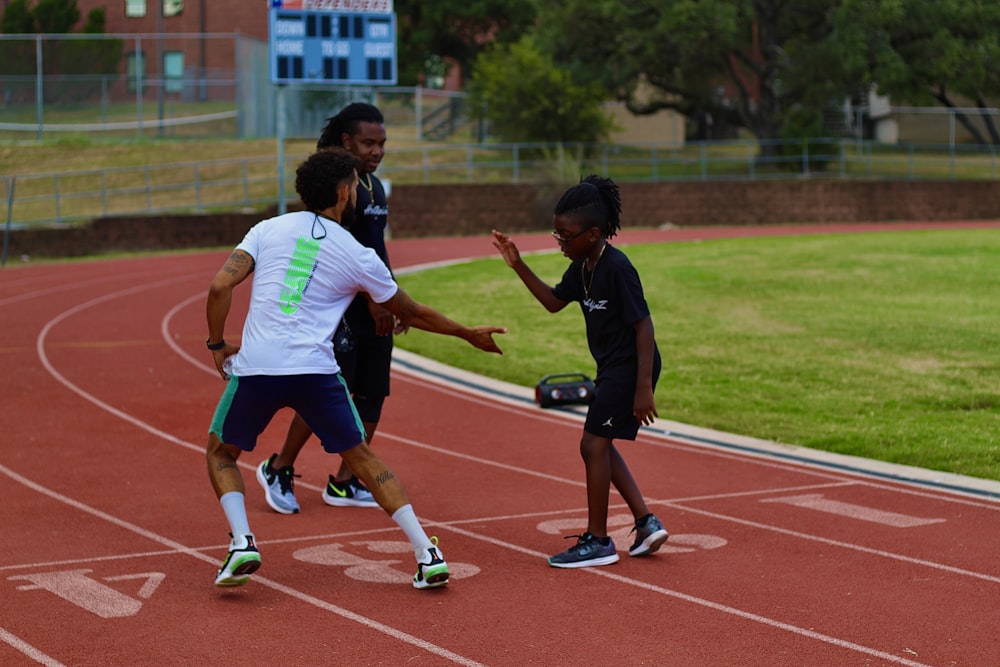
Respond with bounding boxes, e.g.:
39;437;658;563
582;242;607;299
359;172;374;196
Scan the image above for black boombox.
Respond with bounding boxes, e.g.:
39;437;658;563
534;373;596;408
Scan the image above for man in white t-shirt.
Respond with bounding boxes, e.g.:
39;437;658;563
204;147;506;590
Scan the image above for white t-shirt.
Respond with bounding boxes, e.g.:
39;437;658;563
229;210;397;376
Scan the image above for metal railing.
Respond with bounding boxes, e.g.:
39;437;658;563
5;155;281;228
4;138;1000;230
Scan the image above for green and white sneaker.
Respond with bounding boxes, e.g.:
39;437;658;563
214;533;261;588
412;537;449;589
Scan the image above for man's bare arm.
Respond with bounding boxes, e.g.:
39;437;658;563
379;286;506;354
206;249;254;378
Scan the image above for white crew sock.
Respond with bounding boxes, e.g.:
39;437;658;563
391;504;433;554
220;491;252;546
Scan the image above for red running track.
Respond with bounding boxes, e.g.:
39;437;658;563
2;224;1000;667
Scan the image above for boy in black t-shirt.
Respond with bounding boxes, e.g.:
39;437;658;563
492;175;669;568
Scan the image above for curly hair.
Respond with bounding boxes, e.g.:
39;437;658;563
552;174;623;238
295;148;357;212
316;102;384;149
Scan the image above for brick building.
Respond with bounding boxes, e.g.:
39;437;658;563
75;0;267;39
67;0;267;103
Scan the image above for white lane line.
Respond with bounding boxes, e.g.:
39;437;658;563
660;500;1000;585
383;417;999;582
390;368;1000;512
0;456;939;667
157;268;1000;514
0;268;171;308
0;485;847;573
428;520;936;667
162;291;218;375
0;464;485;667
760;493;947;527
0;627;69;667
32;283;486;666
24;273;983;666
36;276;210;457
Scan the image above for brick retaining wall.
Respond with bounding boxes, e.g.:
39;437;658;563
6;180;1000;259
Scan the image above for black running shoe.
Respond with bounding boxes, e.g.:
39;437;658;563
547;532;619;568
629;514;669;556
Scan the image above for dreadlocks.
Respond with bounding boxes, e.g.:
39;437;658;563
552;174;623;239
316;102;384;150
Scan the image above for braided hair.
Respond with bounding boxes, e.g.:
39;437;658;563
317;102;384;149
553;174;623;239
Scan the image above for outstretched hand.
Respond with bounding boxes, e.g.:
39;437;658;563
466;325;507;354
491;229;521;268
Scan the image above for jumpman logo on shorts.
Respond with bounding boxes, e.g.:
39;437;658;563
602;417;614;427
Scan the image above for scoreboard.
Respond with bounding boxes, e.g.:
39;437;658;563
268;0;397;85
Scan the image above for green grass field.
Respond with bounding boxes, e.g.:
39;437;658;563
393;228;1000;482
7;129;999;482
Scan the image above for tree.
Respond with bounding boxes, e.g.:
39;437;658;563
834;0;1000;145
0;0;35;33
1;0;39;88
0;0;121;104
394;0;536;86
467;36;614;144
534;0;851;157
31;0;80;33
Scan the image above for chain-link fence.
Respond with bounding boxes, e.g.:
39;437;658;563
5;34;1000;244
0;32;244;140
7;33;997;147
0;33;471;142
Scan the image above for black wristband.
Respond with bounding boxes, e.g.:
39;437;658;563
206;338;226;350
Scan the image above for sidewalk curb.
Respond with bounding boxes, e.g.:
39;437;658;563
392;348;1000;504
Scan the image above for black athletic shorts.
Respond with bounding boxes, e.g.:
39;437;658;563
337;330;393;423
583;356;662;440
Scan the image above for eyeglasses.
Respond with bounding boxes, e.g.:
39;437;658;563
551;229;589;244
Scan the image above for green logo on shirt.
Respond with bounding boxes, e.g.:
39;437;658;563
279;236;322;314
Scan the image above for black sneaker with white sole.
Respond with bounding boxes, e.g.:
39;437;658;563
547;532;619;568
628;514;669;556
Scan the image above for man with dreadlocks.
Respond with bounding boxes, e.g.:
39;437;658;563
257;102;398;514
491;175;670;568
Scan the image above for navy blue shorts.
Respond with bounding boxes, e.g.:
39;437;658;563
209;374;365;453
584;357;662;441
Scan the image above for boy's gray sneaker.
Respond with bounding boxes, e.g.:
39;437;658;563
628;514;669;556
547;532;619;568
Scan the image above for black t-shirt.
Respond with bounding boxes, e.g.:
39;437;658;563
343;173;390;334
552;244;659;379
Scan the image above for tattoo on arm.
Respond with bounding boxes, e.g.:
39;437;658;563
223;250;254;277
